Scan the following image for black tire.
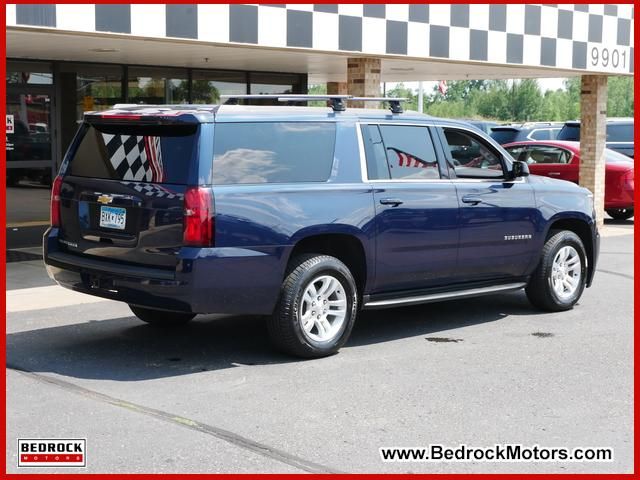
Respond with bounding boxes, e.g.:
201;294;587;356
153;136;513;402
526;230;587;312
606;208;634;221
129;305;195;327
268;254;358;358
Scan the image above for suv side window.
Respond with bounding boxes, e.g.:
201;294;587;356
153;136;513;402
212;122;336;184
378;125;440;180
529;128;551;140
441;128;505;179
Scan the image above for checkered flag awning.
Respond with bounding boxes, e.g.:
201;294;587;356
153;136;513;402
102;133;165;182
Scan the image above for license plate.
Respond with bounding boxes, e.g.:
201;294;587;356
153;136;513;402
99;206;126;230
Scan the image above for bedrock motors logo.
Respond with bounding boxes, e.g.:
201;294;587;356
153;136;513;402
18;439;86;467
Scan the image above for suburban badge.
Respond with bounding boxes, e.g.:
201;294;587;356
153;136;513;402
504;234;533;241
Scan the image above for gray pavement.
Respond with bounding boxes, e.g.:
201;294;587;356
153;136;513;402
6;221;634;473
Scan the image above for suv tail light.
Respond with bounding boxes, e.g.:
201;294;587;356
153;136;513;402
183;187;214;247
50;175;63;227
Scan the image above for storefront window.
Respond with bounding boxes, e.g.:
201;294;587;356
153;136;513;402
191;70;246;104
75;65;123;115
249;72;304;95
127;67;189;104
6;61;53;85
57;63;124;157
6;61;54;246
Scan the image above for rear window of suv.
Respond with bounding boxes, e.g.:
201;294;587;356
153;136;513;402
557;123;634;142
557;124;580;141
212;122;336;184
607;124;634;142
490;129;519;144
68;123;198;184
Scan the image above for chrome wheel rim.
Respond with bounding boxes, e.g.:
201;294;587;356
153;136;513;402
299;275;347;343
551;246;581;300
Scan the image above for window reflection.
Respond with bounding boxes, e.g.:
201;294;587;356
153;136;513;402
192;70;246;104
128;67;189;105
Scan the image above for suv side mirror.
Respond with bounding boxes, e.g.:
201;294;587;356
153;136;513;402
510;160;530;179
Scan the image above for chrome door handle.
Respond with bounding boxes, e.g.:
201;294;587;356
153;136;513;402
548;172;561;176
379;198;404;207
461;195;482;205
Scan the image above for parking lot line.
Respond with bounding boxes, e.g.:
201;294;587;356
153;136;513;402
599;225;634;237
6;285;109;312
7;365;341;474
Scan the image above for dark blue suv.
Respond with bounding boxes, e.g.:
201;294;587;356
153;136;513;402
44;97;599;358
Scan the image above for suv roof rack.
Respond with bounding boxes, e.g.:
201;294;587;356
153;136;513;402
220;94;351;111
219;94;407;113
350;97;407;114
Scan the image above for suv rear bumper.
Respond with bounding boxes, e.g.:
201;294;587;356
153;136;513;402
44;228;287;315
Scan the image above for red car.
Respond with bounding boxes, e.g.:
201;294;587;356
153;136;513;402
504;140;634;221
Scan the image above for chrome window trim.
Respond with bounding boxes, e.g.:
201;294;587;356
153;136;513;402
356;121;527;184
355;122;369;183
356;121;449;184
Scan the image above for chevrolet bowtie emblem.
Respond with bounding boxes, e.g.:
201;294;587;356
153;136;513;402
97;194;114;205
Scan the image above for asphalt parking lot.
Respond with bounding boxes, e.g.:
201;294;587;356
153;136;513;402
6;220;634;474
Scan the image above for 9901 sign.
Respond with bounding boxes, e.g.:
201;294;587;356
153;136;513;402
590;46;629;71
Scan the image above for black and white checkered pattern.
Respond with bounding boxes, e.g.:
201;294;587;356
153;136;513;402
8;4;634;74
122;182;184;200
102;134;156;182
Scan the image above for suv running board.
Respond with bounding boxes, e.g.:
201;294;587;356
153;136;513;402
362;282;527;310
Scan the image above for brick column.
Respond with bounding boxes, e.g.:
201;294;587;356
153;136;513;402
347;57;381;108
326;81;348;95
578;75;608;227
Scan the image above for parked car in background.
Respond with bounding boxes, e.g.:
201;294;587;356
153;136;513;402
504;140;634;220
464;120;500;136
491;122;563;144
556;118;634;158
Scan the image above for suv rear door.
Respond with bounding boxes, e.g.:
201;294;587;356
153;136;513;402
57;116;206;268
361;123;459;293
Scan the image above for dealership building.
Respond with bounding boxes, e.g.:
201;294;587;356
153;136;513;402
5;3;635;245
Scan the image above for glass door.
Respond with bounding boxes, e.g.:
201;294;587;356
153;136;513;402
6;73;56;248
6;85;54;185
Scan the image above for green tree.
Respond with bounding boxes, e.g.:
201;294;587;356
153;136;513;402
509;79;542;121
386;83;417;110
475;80;510;120
607;76;634;117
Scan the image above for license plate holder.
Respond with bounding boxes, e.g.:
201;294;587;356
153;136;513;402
99;206;127;230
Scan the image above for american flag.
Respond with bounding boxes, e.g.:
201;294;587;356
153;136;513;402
438;80;448;96
102;134;164;182
389;147;438;169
